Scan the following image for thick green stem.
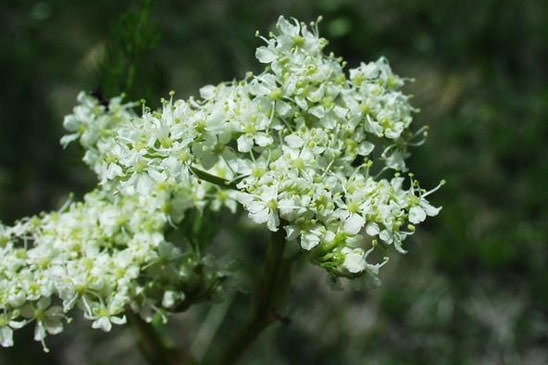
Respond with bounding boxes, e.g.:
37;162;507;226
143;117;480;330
128;311;196;365
214;228;291;364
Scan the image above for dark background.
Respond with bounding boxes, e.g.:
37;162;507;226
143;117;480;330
1;0;547;364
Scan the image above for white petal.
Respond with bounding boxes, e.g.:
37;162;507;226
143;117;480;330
0;327;14;347
333;105;347;118
266;212;280;232
358;141;375;156
301;231;320;250
284;134;304;149
422;202;442;216
105;163;122;180
262;186;278;201
343;214;365;235
44;319;63;335
276;100;292;116
284;225;299;241
278;199;297;217
8;320;25;330
236;192;253;205
37;297;51;310
379;230;393;244
199;85;216;99
309;105;325;118
149;168;167;182
250;208;269;224
163;291;176;308
110;315;127;325
226;199;238;214
60;133;79;148
34;323;46;341
237;135;254;152
277;16;299;36
62;115;79;131
92;317;112;332
247;201;264;213
295;96;308;110
342;248;366;273
255;46;276;63
136;174;154;195
409;206;426;224
365;222;380;236
255;133;273;147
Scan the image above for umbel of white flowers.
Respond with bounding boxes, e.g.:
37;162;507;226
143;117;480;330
0;16;443;350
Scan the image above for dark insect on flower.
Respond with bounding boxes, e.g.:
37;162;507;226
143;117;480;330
91;88;110;111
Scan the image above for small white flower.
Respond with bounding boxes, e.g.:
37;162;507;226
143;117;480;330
343;214;366;235
88;302;127;332
300;225;324;250
409;205;427;224
0;314;25;348
240;186;280;231
341;247;366;273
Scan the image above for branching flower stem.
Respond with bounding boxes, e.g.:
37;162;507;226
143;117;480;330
214;227;291;364
127;311;196;365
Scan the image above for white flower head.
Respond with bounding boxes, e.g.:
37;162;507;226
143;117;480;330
1;15;442;351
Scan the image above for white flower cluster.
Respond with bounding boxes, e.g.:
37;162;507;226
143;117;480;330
0;189;223;350
0;16;442;350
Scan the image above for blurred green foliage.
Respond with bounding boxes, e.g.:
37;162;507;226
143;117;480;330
1;0;547;364
97;0;163;101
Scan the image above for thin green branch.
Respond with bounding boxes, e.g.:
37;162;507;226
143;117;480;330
189;165;247;190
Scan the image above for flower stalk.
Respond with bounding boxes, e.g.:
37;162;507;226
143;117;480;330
214;228;291;364
128;311;196;365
